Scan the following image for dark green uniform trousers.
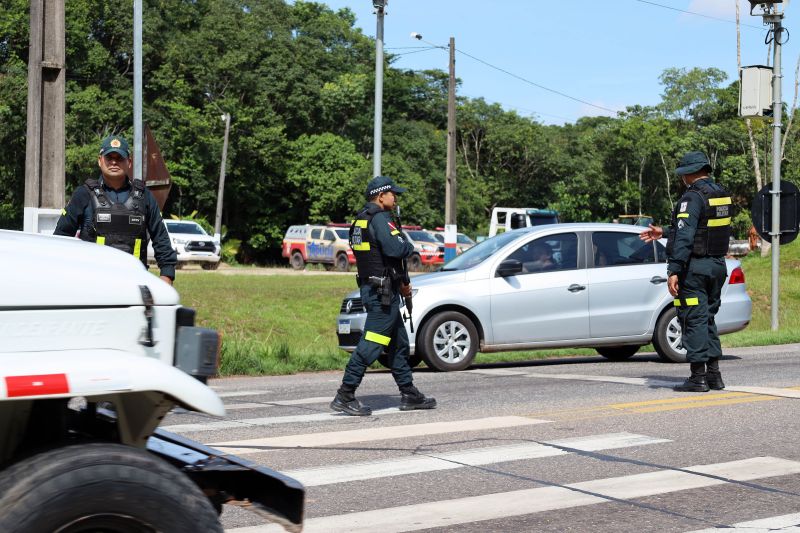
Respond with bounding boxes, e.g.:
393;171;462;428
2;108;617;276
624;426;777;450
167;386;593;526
342;285;413;389
675;256;727;363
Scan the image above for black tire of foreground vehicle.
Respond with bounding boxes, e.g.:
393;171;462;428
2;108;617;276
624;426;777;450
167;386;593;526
652;307;688;363
0;442;222;533
595;345;641;361
419;311;479;372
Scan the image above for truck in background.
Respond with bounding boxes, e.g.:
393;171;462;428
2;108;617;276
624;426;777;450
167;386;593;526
488;207;560;237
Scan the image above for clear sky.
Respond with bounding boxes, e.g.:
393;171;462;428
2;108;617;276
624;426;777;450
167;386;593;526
319;0;798;124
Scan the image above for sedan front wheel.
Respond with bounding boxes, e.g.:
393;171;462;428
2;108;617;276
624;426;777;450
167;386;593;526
420;311;478;371
653;307;688;363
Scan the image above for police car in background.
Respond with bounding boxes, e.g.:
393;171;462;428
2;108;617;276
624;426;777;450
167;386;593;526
336;223;752;371
147;220;221;270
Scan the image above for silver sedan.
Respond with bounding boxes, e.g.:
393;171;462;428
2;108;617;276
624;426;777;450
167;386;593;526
336;223;752;371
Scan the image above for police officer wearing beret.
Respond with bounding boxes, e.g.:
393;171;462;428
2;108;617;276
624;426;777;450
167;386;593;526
331;176;437;416
641;152;732;392
54;135;177;284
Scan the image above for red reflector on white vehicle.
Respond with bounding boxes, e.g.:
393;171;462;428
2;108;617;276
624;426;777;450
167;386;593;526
729;267;746;284
5;374;70;397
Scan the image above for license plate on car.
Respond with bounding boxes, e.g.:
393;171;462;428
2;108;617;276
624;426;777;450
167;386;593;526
338;320;351;334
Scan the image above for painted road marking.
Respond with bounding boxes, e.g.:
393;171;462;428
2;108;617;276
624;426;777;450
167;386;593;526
209;416;551;454
163;407;405;433
214;390;270;398
525;372;800;400
465;368;531;376
283;432;670;487
686;512;800;532
225;457;800;532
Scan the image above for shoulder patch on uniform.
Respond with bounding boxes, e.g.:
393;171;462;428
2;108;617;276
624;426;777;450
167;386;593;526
388;221;397;231
679;201;688;212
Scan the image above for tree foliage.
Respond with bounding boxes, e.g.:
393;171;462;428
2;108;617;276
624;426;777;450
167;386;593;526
0;1;789;259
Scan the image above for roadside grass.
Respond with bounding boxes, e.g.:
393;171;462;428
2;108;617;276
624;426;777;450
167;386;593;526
176;238;799;376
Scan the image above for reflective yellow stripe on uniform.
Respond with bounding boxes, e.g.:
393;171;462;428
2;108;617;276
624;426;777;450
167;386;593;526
96;236;106;245
354;220;368;228
676;213;690;219
61;208;66;215
709;197;732;206
352;243;371;251
133;238;142;258
707;217;731;227
674;297;700;306
365;331;391;346
390;230;400;235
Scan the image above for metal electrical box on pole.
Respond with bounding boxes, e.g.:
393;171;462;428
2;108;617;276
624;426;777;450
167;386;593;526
23;0;65;234
739;65;773;117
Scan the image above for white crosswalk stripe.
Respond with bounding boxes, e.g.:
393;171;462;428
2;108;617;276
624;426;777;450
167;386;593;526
163;407;405;433
282;432;670;487
225;457;800;533
209;415;551;454
686;513;800;532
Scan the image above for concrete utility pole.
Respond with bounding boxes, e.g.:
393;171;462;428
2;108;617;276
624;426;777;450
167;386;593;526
372;0;386;177
444;36;458;261
214;112;231;242
24;0;65;233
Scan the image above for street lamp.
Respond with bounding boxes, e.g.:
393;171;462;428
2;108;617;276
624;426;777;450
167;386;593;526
372;0;387;177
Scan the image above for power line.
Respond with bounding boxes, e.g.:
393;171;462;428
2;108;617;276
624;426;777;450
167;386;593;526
633;0;764;29
454;48;620;114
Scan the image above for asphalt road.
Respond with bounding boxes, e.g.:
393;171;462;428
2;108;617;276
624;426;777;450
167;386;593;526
162;344;800;533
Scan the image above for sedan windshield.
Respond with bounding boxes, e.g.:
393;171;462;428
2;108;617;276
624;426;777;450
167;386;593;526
440;231;524;271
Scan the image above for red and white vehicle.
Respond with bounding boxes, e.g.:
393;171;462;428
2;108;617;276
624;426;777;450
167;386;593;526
0;230;304;532
401;226;445;271
281;224;355;271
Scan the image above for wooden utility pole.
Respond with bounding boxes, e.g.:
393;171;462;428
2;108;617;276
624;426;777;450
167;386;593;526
24;0;65;231
445;37;457;225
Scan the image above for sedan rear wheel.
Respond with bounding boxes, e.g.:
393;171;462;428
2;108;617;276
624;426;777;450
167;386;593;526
653;307;687;363
420;311;478;372
596;345;640;361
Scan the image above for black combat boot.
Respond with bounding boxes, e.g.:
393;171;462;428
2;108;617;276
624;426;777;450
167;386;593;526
706;357;725;390
399;385;437;411
330;385;372;416
674;362;710;392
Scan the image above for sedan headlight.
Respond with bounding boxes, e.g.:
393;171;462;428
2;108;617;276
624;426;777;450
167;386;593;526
421;244;437;252
172;237;189;245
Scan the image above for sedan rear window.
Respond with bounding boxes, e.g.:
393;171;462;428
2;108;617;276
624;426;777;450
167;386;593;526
592;232;656;267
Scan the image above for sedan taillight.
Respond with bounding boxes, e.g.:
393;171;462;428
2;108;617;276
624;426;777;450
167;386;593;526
729;266;745;284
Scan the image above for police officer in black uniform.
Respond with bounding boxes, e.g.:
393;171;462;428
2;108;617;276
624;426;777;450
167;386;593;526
641;151;732;392
54;135;177;284
330;176;437;416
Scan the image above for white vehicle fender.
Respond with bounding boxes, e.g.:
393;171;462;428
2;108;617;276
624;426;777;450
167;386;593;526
0;350;225;417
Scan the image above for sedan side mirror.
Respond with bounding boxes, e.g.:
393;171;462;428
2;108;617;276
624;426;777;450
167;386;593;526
496;259;523;277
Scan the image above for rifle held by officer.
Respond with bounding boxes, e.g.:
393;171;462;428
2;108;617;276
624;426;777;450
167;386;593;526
395;206;414;333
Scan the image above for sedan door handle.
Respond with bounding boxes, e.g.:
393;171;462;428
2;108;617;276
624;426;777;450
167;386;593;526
650;276;668;284
567;284;586;292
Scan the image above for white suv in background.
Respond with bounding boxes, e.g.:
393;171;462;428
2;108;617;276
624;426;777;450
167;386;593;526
148;220;221;270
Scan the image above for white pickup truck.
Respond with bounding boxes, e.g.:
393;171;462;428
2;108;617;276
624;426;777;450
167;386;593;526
0;230;303;532
488;207;560;237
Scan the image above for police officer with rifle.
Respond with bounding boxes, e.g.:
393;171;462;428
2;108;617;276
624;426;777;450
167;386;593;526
641;152;732;392
330;176;436;416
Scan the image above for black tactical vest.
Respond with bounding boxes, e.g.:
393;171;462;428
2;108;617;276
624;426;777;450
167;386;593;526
349;204;388;283
667;180;732;257
85;178;148;258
